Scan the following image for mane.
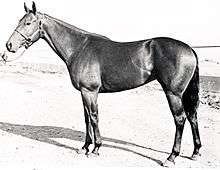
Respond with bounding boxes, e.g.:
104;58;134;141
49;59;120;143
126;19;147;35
44;14;110;40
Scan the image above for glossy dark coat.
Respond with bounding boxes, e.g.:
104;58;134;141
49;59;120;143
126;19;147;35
6;2;201;166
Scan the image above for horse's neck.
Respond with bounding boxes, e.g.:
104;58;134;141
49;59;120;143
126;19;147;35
42;15;87;64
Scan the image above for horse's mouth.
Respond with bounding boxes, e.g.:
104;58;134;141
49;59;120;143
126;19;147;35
1;52;8;63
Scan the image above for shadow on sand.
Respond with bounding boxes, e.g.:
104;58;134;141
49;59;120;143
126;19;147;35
0;121;191;165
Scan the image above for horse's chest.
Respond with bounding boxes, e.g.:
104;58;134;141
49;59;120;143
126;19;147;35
68;59;101;91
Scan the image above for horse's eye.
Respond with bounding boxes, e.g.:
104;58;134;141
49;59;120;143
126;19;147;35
26;22;31;25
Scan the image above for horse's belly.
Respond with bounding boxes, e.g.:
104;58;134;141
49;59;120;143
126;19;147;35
100;68;153;92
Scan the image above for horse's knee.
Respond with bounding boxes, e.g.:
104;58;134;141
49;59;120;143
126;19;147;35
91;102;98;112
90;112;98;124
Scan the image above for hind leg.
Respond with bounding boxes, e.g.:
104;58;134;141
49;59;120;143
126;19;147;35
186;110;202;160
163;91;186;167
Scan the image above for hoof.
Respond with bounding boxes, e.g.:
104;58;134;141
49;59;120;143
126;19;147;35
190;153;201;161
77;148;88;155
162;159;175;168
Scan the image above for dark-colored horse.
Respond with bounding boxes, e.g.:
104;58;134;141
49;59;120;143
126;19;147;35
6;2;201;167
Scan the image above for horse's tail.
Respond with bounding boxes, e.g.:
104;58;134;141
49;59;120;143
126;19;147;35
182;49;200;112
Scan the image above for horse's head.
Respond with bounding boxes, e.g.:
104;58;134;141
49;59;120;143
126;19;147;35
6;2;43;53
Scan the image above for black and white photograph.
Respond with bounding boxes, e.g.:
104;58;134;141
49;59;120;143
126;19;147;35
0;0;219;169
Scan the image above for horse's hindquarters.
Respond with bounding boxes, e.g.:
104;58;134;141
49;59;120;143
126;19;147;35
152;37;197;95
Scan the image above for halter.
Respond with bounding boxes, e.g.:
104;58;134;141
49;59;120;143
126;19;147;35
1;14;46;63
15;30;31;42
14;14;45;49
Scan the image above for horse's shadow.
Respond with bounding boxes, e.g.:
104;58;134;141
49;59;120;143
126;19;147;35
0;121;188;166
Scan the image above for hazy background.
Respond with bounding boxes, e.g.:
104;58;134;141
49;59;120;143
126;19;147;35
0;0;220;63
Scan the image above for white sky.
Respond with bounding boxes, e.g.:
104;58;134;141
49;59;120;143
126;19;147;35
0;0;220;60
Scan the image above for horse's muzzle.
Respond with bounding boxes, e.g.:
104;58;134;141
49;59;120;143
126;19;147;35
1;52;8;63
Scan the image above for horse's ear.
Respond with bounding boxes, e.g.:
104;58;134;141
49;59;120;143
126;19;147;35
32;1;37;15
24;2;30;13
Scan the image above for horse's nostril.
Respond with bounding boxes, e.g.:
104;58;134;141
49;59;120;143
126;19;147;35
6;42;12;51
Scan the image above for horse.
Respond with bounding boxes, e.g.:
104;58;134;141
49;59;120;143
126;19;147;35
5;2;201;167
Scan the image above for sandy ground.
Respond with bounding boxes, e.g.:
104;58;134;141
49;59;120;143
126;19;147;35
0;61;219;169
